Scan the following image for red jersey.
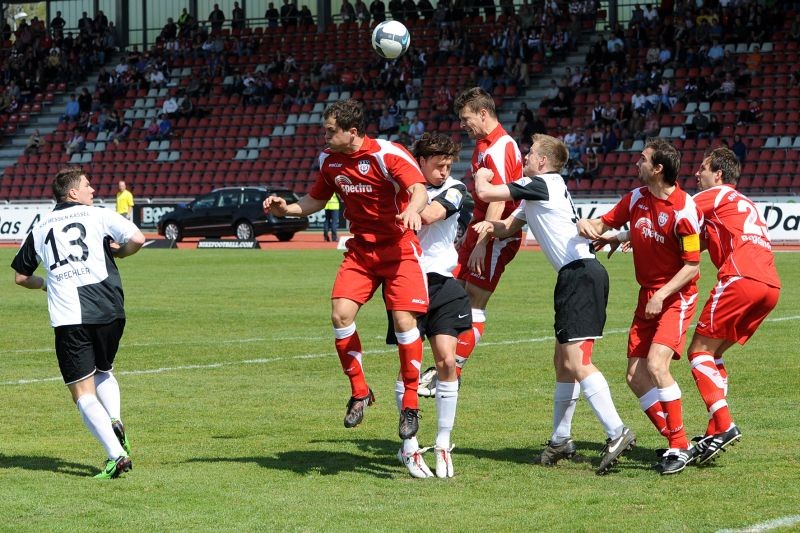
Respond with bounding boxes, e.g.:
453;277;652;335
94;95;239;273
602;185;702;290
309;136;425;244
693;185;781;288
470;124;523;223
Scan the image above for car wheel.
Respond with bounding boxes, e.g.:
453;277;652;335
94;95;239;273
276;232;294;242
235;220;254;240
164;222;182;242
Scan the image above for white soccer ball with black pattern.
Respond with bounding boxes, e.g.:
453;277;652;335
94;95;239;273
371;20;410;59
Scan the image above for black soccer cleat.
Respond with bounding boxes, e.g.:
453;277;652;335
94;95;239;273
597;427;636;475
398;407;420;439
697;425;742;465
344;389;375;428
540;438;577;466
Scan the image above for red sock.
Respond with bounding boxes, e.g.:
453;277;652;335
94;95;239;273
398;335;423;410
661;398;689;449
690;351;732;436
455;321;484;378
335;331;368;398
644;403;669;438
716;357;729;395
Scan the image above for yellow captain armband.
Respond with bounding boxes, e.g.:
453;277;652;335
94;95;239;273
681;233;701;253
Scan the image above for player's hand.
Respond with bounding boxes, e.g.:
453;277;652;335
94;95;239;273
576;218;602;240
473;167;494;183
467;241;487;275
396;210;422;231
645;292;665;319
592;235;628;258
263;195;288;215
472;221;494;237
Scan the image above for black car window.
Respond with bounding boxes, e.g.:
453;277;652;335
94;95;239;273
217;190;241;208
243;189;266;205
193;194;216;209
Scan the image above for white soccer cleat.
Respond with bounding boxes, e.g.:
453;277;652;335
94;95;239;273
434;445;454;478
397;447;433;478
417;366;438;398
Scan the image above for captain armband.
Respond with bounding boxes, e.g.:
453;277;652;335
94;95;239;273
680;233;701;253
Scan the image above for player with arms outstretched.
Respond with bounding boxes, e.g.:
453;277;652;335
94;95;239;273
263;99;431;477
686;147;781;464
578;138;703;475
473;134;635;475
11;167;144;479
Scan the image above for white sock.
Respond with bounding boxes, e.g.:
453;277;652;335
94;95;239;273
94;372;121;421
77;395;125;460
402;436;420;454
395;380;405;414
580;372;624;439
435;380;459;449
552;382;580;443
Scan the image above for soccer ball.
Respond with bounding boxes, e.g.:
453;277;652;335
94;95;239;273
371;20;411;59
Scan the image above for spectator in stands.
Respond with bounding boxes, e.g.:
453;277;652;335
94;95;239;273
563;126;584;160
584;149;600;180
547;90;572;118
642;110;660;139
731;134;747;163
627;109;646;140
370;0;387;22
600;101;618;126
147;66;167;88
280;0;299;27
78;12;95;38
378;108;398;136
265;3;280;27
25;129;44;155
737;99;762;125
51;11;66;36
65;127;86;155
710;72;737;101
408;113;425;140
433;84;453;123
416;0;433;20
299;5;314;26
587;124;604;153
208;4;226;32
232;2;245;30
528;108;547;135
600;125;618;154
110;114;131;145
403;0;418;21
162;95;179;117
707;114;721;139
341;0;356;22
706;39;725;65
61;94;81;123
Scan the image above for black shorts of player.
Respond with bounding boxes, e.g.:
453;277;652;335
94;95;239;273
553;258;608;345
54;318;126;384
386;273;472;344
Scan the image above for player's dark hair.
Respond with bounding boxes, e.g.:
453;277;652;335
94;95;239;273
531;134;568;171
413;132;461;160
323;99;365;135
705;146;741;185
53;166;84;202
645;137;680;186
453;87;497;118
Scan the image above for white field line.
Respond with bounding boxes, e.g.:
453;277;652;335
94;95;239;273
2;317;798;387
717;515;800;533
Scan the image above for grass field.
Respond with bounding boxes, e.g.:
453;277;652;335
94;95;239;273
1;246;798;532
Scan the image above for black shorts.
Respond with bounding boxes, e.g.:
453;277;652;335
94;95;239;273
553;259;608;344
386;273;472;343
54;319;126;384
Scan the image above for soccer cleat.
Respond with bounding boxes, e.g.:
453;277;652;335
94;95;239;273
398;407;420;439
111;418;131;456
417;366;438;398
697;425;742;465
539;438;577;466
343;389;375;428
596;427;636;475
94;455;132;479
660;447;698;475
434;444;455;478
397;447;433;478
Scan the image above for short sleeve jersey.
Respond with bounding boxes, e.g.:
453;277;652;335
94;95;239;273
693;185;781;288
601;185;702;289
418;176;467;276
309;136;425;244
508;173;595;271
470;124;523;223
11;203;139;327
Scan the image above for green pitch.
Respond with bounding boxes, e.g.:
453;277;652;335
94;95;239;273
1;248;798;531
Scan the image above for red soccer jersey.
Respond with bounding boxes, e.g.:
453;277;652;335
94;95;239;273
602;185;702;289
693;185;781;288
309;136;425;244
470;124;523;223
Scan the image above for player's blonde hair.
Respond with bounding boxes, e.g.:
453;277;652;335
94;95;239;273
531;134;568;171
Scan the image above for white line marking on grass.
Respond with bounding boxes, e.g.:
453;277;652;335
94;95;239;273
717;515;800;532
3;316;799;387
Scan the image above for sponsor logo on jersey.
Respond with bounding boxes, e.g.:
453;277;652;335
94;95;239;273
411;298;427;305
634;217;665;243
658;212;668;227
328;163;343;168
357;159;371;174
334;175;374;195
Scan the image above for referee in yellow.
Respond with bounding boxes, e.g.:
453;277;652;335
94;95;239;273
116;180;134;220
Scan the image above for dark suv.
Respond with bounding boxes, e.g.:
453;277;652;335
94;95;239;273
157;186;309;242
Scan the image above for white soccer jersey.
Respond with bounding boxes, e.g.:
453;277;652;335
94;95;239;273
508;172;595;271
11;203;139;327
418;176;467;276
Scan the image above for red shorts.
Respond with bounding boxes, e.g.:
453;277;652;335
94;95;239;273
453;228;521;292
332;234;429;314
695;276;780;345
628;286;698;360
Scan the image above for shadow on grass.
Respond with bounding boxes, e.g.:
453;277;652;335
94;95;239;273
0;454;96;477
187;438;403;478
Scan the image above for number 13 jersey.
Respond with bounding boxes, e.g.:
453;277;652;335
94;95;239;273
693;185;781;288
11;203;140;326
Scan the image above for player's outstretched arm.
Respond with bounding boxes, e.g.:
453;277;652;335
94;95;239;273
593;229;630;259
396;182;427;231
113;230;146;258
264;194;325;217
474;168;512;203
576;217;610;240
473;215;524;240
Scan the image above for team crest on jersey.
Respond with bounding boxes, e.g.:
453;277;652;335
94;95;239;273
658;212;668;227
358;159;371;174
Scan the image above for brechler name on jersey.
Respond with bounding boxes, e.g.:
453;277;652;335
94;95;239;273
53;266;91;282
635;217;665;243
334;175;374;195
